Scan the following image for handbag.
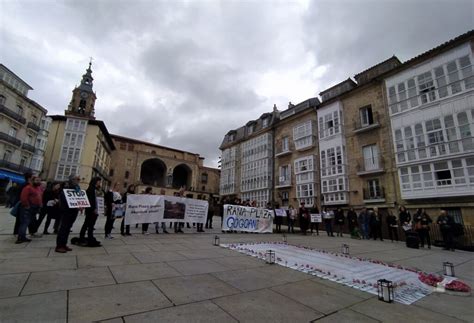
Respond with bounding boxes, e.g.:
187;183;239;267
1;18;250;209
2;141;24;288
10;201;20;217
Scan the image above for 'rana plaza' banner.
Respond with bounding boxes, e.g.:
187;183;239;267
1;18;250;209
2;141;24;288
125;194;208;225
222;204;274;233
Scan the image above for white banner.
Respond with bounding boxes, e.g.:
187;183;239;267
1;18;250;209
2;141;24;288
96;197;105;217
274;209;287;217
63;189;90;208
311;214;322;223
222;204;274;233
124;194;208;225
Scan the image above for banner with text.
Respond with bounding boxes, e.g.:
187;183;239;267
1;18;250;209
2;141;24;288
222;204;274;233
124;194;208;225
63;189;91;208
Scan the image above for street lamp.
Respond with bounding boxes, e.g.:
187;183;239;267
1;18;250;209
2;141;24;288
377;279;394;303
213;235;220;246
265;250;275;264
283;234;287;243
443;262;455;277
341;244;349;255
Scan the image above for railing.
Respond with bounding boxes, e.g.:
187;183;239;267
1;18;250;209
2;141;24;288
357;156;385;174
0;105;26;124
275;147;291;156
0;159;32;174
0;132;21;147
353;111;380;132
22;143;35;153
363;186;385;200
27;122;41;132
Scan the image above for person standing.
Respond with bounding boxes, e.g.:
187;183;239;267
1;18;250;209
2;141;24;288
298;202;310;235
322;207;334;237
414;209;432;249
334;207;345;237
370;207;383;241
357;207;369;239
16;176;43;244
437;210;454;251
205;196;214;229
347;207;358;236
104;183;122;239
42;182;61;234
13;172;33;236
287;205;296;234
79;177;102;246
121;184;135;236
399;205;412;235
310;206;320;235
386;210;399;242
56;175;81;253
141;187;153;235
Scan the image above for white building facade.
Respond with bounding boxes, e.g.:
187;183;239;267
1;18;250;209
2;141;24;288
317;101;349;205
219;146;238;195
385;41;474;203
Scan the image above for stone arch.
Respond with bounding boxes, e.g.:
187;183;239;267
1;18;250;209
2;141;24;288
172;163;192;189
140;158;167;187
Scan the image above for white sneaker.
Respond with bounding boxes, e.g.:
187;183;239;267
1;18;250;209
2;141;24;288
142;231;149;235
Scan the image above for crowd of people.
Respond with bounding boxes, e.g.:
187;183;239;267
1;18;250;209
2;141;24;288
6;174;460;253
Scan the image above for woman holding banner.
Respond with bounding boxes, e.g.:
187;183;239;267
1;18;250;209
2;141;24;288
298;201;310;235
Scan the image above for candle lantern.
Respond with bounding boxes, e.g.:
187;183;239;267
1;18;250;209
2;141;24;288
341;244;349;255
265;250;276;264
283;234;287;243
443;262;455;277
213;235;220;246
377;279;394;303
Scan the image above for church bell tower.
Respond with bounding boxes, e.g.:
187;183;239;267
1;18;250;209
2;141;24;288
65;60;97;119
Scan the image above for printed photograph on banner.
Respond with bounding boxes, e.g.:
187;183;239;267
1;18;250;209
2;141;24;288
164;200;186;219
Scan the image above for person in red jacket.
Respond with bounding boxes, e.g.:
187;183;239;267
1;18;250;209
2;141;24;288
17;176;43;243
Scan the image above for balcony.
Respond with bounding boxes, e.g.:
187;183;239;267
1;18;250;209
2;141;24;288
0;105;26;124
22;143;36;153
0;132;21;147
363;187;386;203
276;176;291;188
275;148;292;157
0;159;32;174
353;111;380;134
356;156;385;176
27;122;41;132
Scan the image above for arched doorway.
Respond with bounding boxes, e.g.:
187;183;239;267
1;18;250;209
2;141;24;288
172;164;192;189
140;158;167;187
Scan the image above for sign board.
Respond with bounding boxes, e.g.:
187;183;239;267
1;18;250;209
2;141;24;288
96;197;105;216
311;213;322;223
63;189;91;208
274;209;287;217
222;204;274;233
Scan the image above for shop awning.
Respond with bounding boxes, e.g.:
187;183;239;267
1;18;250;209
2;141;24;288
0;170;25;184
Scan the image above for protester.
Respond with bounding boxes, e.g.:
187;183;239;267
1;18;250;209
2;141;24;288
358;207;370;239
370;207;383;241
42;181;61;234
322;207;334;237
386;210;399;242
399;205;412;235
298;201;310;235
104;182;122;239
6;182;19;208
196;196;206;233
77;177;103;246
33;181;52;235
347;207;358;236
437;210;455;251
273;202;282;233
174;188;185;233
205;196;214;229
13;172;33;236
56;175;80;253
16;176;43;244
287;205;296;233
310;205;320;235
121;184;135;236
414;208;433;249
141;186;153;235
334;207;344;237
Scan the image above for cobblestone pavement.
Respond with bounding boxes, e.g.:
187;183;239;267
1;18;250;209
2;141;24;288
0;208;473;322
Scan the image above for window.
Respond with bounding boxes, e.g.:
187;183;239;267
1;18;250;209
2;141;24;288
397;83;408;110
20;155;28;167
367;179;381;198
279;165;291;184
294;156;313;173
296;183;314;198
459;55;474;89
128;144;134;151
422;164;434;188
447;61;461;94
452;159;466;185
125;171;130;179
319;111;340;138
414;123;427;158
359;105;374;126
26;135;33;145
8;126;17;138
228;133;235;142
362;145;379;171
201;173;208;183
444;115;459;153
17;105;23;116
262;118;268;128
248;124;255;134
281;191;289;207
457;112;473;151
434;66;448;98
388;86;398;114
31;115;38;125
109;169;114;177
425;118;446;156
434;162;451;186
3;149;12;162
395;129;405;162
0;95;5;105
281;137;289;152
407;79;419;108
293;120;313;149
417;71;436;103
404;127;416;161
120;142;126;150
400;167;410;190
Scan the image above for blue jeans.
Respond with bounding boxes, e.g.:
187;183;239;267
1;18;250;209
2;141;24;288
18;206;39;240
361;223;370;239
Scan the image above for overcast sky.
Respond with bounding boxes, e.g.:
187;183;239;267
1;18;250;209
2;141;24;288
1;0;472;167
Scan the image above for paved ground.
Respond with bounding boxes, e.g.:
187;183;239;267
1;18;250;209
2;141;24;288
0;208;473;322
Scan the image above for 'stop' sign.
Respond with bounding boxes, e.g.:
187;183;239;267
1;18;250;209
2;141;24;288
63;189;91;208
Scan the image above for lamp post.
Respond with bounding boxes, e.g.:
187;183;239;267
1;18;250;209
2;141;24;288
377;279;394;303
213;235;220;246
341;244;349;255
283;234;287;243
443;262;455;277
265;250;275;264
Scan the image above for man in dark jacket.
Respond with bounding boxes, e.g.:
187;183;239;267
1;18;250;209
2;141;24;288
334;208;345;237
437;210;455;251
370;207;383;241
79;177;102;246
56;175;81;253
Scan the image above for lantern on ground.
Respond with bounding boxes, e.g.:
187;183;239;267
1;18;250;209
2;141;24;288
265;250;275;264
283;234;287;243
213;235;220;246
377;279;394;303
443;262;455;277
341;244;349;255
